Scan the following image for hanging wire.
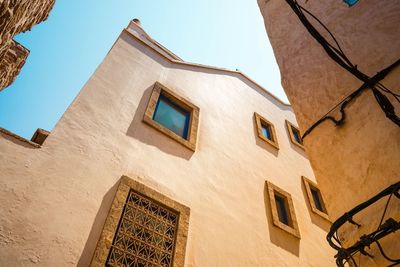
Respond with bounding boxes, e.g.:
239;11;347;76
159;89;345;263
283;0;400;140
326;181;400;267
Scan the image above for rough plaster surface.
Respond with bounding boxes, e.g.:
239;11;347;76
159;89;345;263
258;0;400;265
0;0;55;90
0;22;335;266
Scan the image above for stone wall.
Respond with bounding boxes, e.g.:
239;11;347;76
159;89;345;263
258;0;400;265
0;0;55;90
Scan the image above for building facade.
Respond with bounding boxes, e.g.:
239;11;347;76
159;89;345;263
0;20;335;266
0;0;55;91
258;0;400;265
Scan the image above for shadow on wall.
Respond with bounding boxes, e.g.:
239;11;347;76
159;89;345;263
285;125;308;159
253;119;279;157
263;185;300;257
77;180;121;266
126;85;194;161
300;180;331;232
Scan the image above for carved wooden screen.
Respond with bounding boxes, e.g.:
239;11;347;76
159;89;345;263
106;189;179;267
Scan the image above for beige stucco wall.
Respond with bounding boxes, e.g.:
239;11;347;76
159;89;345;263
0;22;334;266
258;0;400;265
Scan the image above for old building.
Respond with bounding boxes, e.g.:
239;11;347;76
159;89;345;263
0;20;335;266
0;0;55;91
258;0;400;265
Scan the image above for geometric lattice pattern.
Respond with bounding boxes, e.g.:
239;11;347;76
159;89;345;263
106;190;179;267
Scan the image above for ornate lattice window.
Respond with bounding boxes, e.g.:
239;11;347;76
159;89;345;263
285;120;304;150
302;176;330;221
254;112;279;149
106;190;179;266
143;82;200;151
91;176;190;267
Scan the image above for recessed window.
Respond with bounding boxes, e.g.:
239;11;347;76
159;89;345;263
275;193;292;226
292;127;302;144
254;112;279;149
302;176;330;220
153;94;190;139
91;175;190;267
143;82;200;151
261;124;272;140
286;120;304;150
311;187;324;212
265;181;301;238
107;190;178;266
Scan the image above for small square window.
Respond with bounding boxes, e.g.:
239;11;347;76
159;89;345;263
153;94;190;139
254;112;279;149
302;176;330;221
265;181;301;238
143;82;200;151
286;120;304;150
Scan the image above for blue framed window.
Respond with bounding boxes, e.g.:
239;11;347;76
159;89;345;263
153;94;191;139
344;0;359;7
275;194;291;226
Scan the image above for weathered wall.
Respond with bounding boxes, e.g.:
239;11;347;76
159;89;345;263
0;21;335;266
0;0;55;90
258;0;400;265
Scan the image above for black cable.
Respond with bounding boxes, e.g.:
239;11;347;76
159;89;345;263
375;240;400;264
285;0;369;82
297;5;354;68
377;193;393;230
284;0;400;139
372;87;400;127
326;182;400;266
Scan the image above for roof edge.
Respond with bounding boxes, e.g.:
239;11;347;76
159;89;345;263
124;21;290;107
0;127;41;148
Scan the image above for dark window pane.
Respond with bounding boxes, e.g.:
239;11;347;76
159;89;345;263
291;126;302;144
261;123;272;140
311;187;324;212
275;195;290;225
153;95;190;139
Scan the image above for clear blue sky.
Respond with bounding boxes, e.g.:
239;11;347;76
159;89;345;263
0;0;286;139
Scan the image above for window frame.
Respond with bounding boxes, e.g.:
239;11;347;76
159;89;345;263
143;82;200;151
285;120;304;150
302;176;330;221
254;112;279;149
90;175;190;267
265;181;301;238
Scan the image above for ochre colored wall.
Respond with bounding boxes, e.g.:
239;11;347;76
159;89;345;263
258;0;400;265
0;23;334;266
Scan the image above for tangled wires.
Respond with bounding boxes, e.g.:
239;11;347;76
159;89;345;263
327;181;400;267
284;0;400;139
